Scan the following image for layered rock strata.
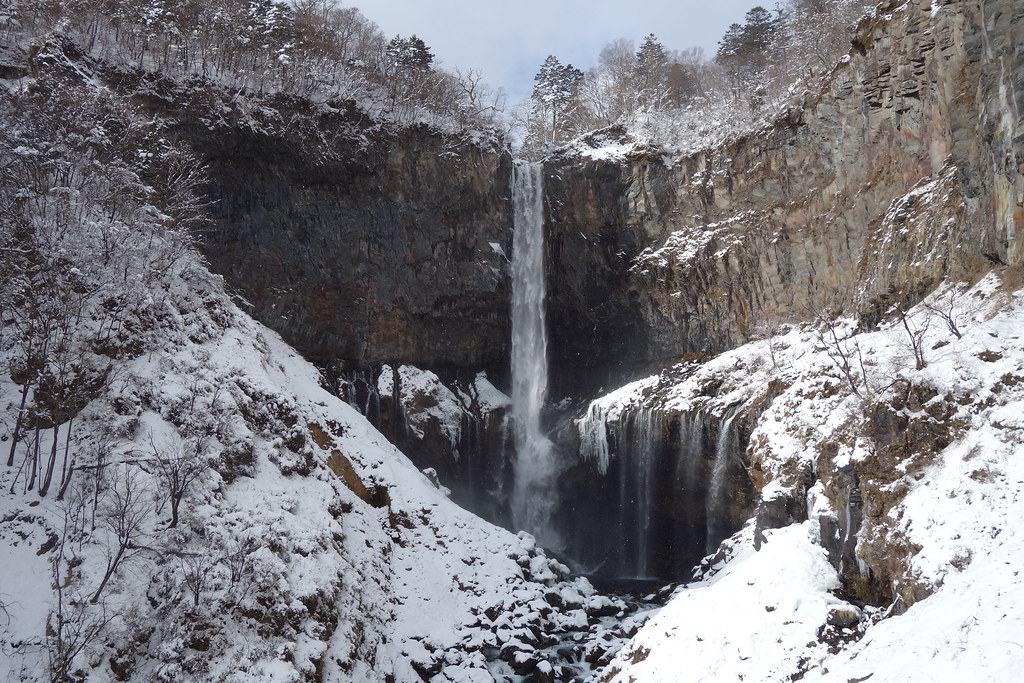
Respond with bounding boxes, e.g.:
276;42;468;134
182;103;515;371
544;0;1023;400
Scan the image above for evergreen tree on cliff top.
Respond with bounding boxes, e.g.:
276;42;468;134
386;34;434;70
716;6;781;83
532;55;583;146
635;33;670;108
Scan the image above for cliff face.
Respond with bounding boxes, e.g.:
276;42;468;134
139;0;1022;422
114;0;1020;403
177;101;515;372
544;0;1023;400
100;0;1020;587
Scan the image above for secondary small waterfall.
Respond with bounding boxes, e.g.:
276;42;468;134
573;400;752;580
509;161;557;546
705;410;739;554
622;408;664;579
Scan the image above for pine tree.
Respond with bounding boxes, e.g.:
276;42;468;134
386;33;434;71
405;35;433;68
741;6;778;54
716;22;746;74
716;7;780;84
635;34;669;108
532;55;583;145
636;34;668;77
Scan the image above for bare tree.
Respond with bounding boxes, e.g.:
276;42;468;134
455;67;506;123
750;311;791;370
48;502;113;682
90;465;151;604
811;307;867;396
924;287;968;340
179;552;217;608
220;536;257;594
897;305;932;370
150;433;209;529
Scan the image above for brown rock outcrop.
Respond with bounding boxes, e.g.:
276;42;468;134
544;0;1023;399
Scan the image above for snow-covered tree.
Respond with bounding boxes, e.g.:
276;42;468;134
635;34;669;108
532;54;584;146
386;33;434;71
1;0;502;132
0;75;204;499
716;6;782;84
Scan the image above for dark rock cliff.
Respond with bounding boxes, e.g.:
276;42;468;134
543;0;1023;401
557;401;756;581
176;99;515;372
77;0;1019;586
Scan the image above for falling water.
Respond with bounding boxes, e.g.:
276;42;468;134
705;411;739;554
674;411;706;504
509;161;557;546
626;407;662;579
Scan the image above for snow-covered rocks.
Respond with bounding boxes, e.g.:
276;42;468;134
596;523;849;682
573;273;1024;682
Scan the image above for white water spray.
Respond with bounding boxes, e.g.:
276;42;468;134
509;162;557;545
706;411;739;553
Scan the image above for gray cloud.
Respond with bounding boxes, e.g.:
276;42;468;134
352;1;758;101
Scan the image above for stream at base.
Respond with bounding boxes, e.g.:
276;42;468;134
483;575;671;683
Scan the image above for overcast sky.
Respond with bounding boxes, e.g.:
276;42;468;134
350;1;758;102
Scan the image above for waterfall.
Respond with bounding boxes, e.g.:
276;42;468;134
509;161;557;546
705;411;739;554
626;407;662;579
570;395;751;579
674;411;705;501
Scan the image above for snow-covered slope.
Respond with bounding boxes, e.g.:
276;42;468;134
589;272;1024;682
0;50;642;682
0;256;626;682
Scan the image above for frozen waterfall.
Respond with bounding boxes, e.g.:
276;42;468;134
509;162;558;547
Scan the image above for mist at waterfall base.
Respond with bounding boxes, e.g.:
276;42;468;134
321;166;753;584
505;163;751;582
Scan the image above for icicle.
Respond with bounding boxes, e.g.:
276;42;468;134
577;401;612;474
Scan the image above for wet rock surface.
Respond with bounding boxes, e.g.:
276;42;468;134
563;365;760;582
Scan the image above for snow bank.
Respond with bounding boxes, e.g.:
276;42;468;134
600;523;845;682
586;273;1024;682
0;255;607;682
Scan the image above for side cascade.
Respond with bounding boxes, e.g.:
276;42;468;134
621;407;665;580
705;409;739;554
509;161;559;547
574;402;752;580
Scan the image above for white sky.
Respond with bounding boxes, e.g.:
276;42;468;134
350;1;758;102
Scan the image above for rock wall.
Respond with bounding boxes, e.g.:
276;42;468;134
543;0;1024;400
319;362;515;528
88;0;1021;586
174;98;515;371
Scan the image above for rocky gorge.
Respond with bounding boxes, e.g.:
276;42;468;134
164;0;1023;589
2;0;1022;679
